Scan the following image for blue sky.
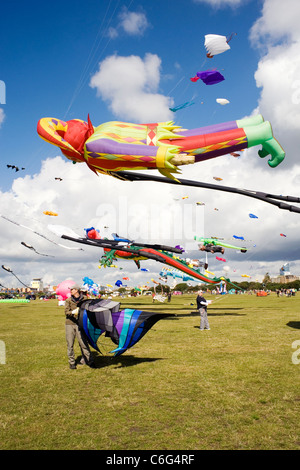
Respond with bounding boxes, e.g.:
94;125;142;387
0;0;261;190
1;0;300;289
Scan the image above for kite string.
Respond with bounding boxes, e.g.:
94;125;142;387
64;0;123;119
0;214;83;251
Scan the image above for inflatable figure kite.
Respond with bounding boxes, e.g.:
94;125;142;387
78;298;174;356
37;114;285;179
37;115;300;213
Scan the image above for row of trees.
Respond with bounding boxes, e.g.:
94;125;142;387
129;279;300;294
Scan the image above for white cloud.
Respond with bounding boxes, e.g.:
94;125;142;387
249;0;300;168
119;9;149;36
193;0;246;7
106;27;119;40
250;0;300;45
106;8;150;39
90;53;174;122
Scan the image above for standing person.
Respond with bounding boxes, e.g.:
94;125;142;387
64;284;96;369
196;290;210;330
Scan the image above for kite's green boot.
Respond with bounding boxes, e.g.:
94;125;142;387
236;114;264;128
244;121;285;167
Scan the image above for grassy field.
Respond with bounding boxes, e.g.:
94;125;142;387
0;292;299;450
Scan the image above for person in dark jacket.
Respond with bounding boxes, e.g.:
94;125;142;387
196;290;211;330
64;284;96;369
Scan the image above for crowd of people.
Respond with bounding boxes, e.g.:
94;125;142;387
276;288;296;297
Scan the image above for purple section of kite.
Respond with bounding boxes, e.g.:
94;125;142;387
194;142;247;163
112;310;125;336
178;121;237;138
196;70;225;85
86;138;157;158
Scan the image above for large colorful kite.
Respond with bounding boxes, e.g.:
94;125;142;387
49;225;228;285
37;114;285;178
37;115;300;213
78;298;174;356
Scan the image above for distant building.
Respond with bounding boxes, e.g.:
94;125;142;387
31;278;44;291
271;264;300;283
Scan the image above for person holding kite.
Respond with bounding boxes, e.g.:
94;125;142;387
64;284;96;369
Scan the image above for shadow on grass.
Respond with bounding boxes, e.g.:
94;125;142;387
172;308;246;318
135;305;245;313
133;306;193;311
92;354;163;369
287;321;300;329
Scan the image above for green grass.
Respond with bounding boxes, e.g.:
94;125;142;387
0;293;300;450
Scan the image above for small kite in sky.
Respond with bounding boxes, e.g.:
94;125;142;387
55;177;63;181
43;211;58;216
169;100;195;112
204;33;236;58
213;177;223;181
1;265;30;287
249;213;258;218
2;265;12;272
216;256;226;262
7;164;25;172
195;236;247;253
190;70;225;85
21;241;55;258
216;98;230;105
280;233;287;237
